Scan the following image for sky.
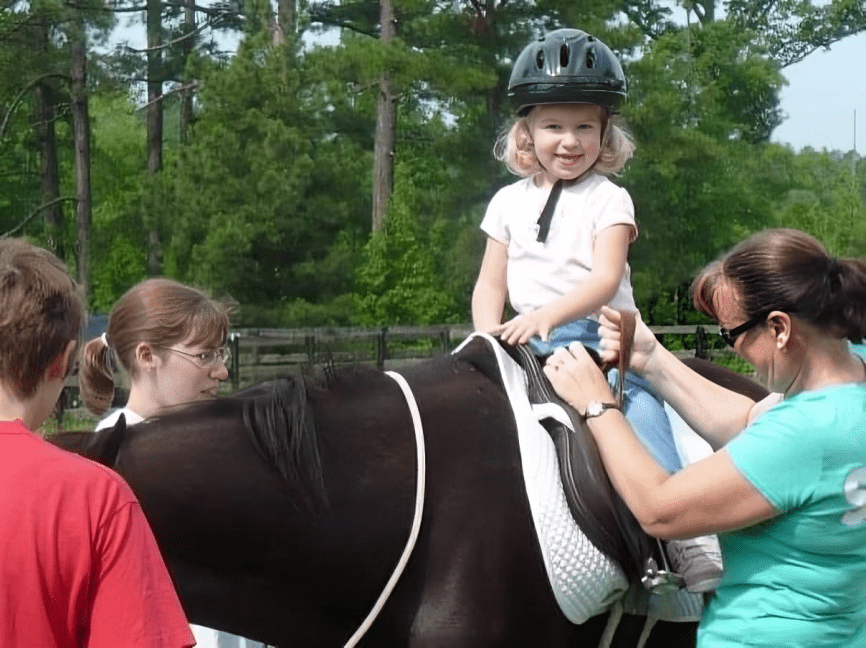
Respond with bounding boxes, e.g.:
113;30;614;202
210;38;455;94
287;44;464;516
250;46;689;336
771;32;865;153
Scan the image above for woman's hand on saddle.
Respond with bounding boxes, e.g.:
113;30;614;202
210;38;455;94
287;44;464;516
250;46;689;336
543;344;615;416
598;306;658;374
494;311;551;346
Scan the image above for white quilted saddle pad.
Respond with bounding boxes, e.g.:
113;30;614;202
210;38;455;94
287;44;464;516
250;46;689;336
454;333;629;623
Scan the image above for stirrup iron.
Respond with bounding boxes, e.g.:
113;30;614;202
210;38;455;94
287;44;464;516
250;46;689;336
642;538;685;593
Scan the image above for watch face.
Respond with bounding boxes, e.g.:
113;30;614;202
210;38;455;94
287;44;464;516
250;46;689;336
585;401;617;418
586;401;603;417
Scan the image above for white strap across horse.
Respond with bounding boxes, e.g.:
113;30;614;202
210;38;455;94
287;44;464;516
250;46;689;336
344;371;426;648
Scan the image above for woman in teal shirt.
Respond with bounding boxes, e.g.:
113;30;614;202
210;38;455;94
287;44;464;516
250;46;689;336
545;228;866;647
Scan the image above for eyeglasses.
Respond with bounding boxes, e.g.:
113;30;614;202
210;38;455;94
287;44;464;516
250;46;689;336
719;315;767;348
153;345;231;368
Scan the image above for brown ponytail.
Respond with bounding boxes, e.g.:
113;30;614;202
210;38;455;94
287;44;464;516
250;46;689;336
692;229;866;342
78;336;116;416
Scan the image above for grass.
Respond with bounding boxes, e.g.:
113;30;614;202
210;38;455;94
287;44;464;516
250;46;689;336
42;410;99;435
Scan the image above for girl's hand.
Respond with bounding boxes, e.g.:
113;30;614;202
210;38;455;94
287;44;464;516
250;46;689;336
494;311;551;346
597;306;658;373
543;344;614;414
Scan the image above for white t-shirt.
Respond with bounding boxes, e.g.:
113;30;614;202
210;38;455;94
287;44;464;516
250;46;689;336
95;407;144;431
481;172;638;320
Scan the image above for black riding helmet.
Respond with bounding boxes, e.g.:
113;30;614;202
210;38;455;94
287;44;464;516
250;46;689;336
508;28;627;116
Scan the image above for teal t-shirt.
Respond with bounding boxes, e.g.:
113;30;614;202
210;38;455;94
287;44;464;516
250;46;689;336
698;384;866;647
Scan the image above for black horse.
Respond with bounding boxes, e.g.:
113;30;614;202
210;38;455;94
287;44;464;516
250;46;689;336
52;337;766;647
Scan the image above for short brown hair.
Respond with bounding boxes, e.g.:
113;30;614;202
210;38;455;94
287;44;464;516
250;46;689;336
79;278;231;415
0;238;84;399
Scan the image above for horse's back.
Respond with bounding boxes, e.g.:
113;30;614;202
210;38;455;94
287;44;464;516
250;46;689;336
385;339;615;645
682;356;768;401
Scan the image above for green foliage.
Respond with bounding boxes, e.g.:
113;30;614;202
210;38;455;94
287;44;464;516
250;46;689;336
354;164;458;325
708;351;755;376
42;410;99;434
90;236;147;312
622;24;787;307
280;294;356;326
87;93;150;310
3;0;866;334
236;294;356;327
764;147;866;256
153;35;371;308
626;23;784;144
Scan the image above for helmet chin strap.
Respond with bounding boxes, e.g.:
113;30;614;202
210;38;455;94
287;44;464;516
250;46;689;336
536;178;563;243
535;163;595;244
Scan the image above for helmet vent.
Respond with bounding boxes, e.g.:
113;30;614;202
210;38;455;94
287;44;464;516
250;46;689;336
586;48;596;69
560;44;570;68
536;49;545;69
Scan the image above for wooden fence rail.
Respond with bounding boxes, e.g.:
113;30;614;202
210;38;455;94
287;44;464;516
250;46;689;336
58;323;732;422
225;323;730;391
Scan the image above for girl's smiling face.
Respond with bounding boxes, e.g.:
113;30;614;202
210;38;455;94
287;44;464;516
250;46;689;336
529;103;605;187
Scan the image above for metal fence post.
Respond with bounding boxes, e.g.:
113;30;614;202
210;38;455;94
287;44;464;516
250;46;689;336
229;332;241;391
695;325;707;360
377;327;388;369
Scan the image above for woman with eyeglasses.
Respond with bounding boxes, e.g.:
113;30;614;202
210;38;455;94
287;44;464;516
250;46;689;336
80;278;232;427
543;228;866;647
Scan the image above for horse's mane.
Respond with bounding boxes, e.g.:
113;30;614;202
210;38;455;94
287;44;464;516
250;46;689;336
232;366;385;512
230;376;325;511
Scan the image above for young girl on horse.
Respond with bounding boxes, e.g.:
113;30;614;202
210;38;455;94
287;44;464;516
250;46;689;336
471;28;720;592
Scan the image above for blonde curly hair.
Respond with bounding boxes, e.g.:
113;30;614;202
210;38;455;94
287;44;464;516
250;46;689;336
494;105;635;178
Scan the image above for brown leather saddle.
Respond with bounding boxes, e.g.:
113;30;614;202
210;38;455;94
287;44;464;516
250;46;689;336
502;313;683;592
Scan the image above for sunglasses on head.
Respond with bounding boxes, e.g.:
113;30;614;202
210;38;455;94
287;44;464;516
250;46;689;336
719;314;768;348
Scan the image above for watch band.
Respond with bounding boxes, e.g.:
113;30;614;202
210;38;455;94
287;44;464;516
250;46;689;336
584;400;620;419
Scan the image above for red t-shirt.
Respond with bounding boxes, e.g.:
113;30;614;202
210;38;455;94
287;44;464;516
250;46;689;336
0;420;195;648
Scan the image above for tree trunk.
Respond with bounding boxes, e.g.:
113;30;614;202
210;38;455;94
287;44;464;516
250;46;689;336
70;32;92;298
272;0;294;45
146;0;163;275
34;15;63;257
179;0;195;144
371;0;395;233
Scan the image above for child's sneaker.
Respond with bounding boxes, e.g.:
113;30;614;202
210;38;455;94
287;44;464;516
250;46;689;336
665;535;724;593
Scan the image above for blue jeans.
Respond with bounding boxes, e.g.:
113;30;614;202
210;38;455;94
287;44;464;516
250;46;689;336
530;320;683;473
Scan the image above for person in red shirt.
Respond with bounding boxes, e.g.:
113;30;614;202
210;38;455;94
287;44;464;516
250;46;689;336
0;238;195;648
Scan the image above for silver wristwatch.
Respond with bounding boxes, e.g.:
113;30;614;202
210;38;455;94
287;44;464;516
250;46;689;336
584;400;619;419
